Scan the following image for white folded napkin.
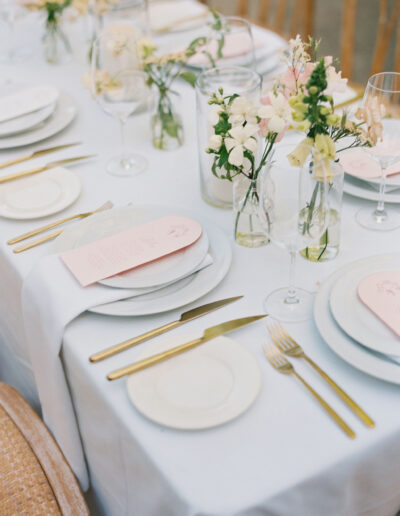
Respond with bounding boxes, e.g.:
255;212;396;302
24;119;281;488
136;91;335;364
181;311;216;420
21;252;212;489
0;86;59;123
149;0;207;32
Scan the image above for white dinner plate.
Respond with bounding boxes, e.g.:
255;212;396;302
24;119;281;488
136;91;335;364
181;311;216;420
0;102;56;138
330;264;400;356
127;333;261;429
339;149;400;188
343;175;400;203
314;254;400;385
0;166;81;220
149;0;209;33
53;205;209;289
0;91;77;149
51;204;232;316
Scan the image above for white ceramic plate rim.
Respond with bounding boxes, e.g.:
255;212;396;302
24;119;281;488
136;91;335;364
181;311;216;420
0;102;56;137
344;175;400;203
0;91;77;149
314;253;400;384
126;333;261;430
329;266;400;356
0;166;81;220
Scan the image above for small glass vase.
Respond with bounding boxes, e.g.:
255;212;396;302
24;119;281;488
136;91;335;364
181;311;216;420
233;174;268;248
151;90;183;151
300;159;344;262
43;18;72;65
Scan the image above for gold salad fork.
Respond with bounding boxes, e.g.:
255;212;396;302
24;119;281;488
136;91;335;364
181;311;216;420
263;343;356;439
268;322;375;428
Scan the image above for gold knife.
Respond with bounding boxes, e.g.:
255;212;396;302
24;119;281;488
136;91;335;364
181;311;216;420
0;142;81;170
90;295;244;363
0;155;96;184
107;315;267;380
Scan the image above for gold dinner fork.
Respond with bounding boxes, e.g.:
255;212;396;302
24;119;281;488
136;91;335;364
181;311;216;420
268;322;375;428
263;343;356;439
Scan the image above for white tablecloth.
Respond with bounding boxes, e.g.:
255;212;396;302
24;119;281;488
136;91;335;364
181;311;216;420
1;17;400;516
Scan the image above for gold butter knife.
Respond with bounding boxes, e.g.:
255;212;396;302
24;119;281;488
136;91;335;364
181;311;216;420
0;155;96;184
90;295;243;363
0;142;81;170
153;11;209;34
107;314;266;380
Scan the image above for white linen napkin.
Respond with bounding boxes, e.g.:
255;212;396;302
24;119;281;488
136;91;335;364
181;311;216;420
21;252;212;490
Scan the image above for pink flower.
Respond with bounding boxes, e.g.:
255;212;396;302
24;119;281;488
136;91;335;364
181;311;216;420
279;63;315;97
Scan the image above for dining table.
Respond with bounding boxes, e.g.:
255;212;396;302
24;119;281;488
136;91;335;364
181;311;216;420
1;11;400;516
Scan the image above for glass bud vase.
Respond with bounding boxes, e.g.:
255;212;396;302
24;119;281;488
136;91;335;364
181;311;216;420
300;159;344;262
233;174;268;248
43;18;72;65
151;90;183;151
196;66;262;209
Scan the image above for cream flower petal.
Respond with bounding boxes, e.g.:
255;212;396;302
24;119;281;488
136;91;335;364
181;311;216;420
228;145;244;166
224;137;236;152
244;137;257;153
268;115;285;133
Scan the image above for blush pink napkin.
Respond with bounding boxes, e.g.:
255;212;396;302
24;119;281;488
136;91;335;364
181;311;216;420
358;271;400;338
61;216;202;286
339;149;400;179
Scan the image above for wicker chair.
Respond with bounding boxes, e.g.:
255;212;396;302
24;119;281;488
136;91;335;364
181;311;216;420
0;382;89;516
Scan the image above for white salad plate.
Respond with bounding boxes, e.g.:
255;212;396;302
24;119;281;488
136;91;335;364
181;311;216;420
0;102;56;138
314;254;400;385
330;263;400;356
54;205;209;289
149;0;209;33
127;333;261;430
52;204;232;316
0;166;81;220
0;91;77;149
343;175;400;203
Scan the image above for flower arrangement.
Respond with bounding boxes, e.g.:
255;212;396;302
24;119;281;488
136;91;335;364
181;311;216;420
139;37;206;150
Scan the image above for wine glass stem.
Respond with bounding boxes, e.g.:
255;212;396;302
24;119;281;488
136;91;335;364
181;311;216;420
120;118;128;167
375;165;387;221
285;250;298;305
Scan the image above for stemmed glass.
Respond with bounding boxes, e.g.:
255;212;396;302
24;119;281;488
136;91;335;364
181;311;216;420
258;144;330;322
356;72;400;231
91;29;149;177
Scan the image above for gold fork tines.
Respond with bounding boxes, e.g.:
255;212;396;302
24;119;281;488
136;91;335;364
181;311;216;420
268;322;375;429
263;343;356;439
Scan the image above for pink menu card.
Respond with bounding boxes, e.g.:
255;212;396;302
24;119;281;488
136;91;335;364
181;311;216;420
358;271;400;338
60;216;202;286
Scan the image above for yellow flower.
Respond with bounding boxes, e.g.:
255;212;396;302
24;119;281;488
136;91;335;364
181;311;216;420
288;137;314;167
314;133;336;160
313;156;334;181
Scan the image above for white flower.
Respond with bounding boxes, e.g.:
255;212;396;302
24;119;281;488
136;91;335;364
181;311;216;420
224;124;259;167
258;92;291;133
324;66;347;95
228;96;258;126
287;34;310;66
208;134;222;151
208;107;221;126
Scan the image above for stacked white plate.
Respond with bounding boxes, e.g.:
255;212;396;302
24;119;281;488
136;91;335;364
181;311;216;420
314;253;400;385
0;84;77;149
51;204;232;316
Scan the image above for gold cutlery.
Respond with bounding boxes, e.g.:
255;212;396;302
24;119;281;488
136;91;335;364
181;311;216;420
0;155;96;184
268;322;375;428
9;201;114;253
263;343;356;439
334;92;363;110
90;295;243;363
154;11;209;34
0;142;81;170
107;314;266;381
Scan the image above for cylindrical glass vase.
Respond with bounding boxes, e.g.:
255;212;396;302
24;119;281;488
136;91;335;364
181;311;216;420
300;159;344;262
195;66;262;209
151;90;183;151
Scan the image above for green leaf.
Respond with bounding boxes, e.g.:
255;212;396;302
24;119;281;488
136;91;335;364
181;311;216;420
179;72;197;88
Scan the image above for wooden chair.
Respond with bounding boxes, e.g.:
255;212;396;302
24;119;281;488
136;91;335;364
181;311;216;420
341;0;400;80
199;0;315;40
0;382;89;516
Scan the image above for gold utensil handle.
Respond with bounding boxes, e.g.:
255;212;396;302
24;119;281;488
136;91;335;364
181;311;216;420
90;320;181;363
107;337;204;381
294;371;356;439
13;230;62;253
304;356;375;428
155;12;208;33
0;154;33;170
0;165;46;183
335;92;363;110
8;213;86;245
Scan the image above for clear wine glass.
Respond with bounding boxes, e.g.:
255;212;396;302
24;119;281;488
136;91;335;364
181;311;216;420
91;28;148;177
356;72;400;231
258;144;330;322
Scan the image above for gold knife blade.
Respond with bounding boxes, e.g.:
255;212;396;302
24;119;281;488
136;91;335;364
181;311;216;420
0;155;96;184
0;142;81;170
90;295;244;363
107;314;266;380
